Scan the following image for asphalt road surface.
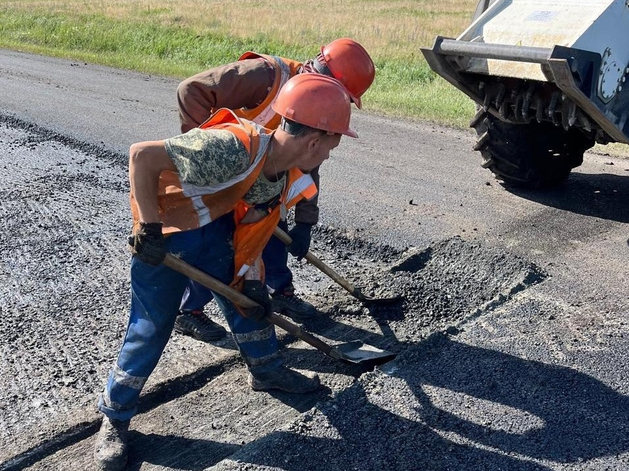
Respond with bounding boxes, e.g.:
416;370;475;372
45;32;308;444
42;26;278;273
1;49;628;471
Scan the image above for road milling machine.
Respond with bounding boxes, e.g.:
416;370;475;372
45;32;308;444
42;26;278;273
421;0;629;187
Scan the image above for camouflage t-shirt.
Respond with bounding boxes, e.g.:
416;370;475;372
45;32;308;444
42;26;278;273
164;127;285;205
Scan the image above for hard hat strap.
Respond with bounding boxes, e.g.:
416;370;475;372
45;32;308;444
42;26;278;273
280;117;324;137
280;117;310;136
300;60;318;74
312;55;333;77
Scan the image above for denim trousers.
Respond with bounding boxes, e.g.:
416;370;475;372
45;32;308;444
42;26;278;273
180;218;293;311
99;213;282;421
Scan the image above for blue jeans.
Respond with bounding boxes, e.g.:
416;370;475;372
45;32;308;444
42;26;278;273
180;219;293;311
99;214;282;421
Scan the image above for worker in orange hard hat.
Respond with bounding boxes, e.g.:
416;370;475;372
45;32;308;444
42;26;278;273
94;74;357;471
174;38;375;342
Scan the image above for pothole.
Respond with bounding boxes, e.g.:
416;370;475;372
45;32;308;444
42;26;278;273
301;233;547;344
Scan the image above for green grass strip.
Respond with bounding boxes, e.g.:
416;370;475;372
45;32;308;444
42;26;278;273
0;9;473;127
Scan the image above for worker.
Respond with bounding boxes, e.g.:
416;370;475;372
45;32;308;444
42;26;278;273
93;74;358;471
173;38;376;342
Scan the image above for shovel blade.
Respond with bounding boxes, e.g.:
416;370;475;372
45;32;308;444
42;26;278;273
354;287;402;306
335;340;397;366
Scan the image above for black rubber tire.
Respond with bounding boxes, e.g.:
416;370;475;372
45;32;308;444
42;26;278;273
471;110;594;188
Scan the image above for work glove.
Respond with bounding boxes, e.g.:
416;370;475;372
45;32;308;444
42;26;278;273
287;222;313;260
241;280;272;322
128;222;166;266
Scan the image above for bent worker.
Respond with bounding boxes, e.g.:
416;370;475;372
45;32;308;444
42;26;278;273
94;74;358;471
173;38;375;342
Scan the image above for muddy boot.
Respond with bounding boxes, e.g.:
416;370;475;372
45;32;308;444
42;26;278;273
271;285;316;320
94;415;130;471
174;309;227;342
249;366;321;393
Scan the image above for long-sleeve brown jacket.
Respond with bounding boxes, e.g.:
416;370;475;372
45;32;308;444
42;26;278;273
177;56;320;225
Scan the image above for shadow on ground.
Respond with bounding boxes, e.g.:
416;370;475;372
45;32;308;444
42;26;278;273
218;333;629;470
506;172;629;223
126;433;241;471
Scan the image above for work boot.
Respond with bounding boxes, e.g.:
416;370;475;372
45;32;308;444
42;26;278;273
249;365;322;393
174;310;227;342
271;285;316;320
94;415;130;471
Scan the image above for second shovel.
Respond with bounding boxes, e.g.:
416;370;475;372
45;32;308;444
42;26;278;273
273;227;401;305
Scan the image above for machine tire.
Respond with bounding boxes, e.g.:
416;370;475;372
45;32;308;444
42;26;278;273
471;110;594;188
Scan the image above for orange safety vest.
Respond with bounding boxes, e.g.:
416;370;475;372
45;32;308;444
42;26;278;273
235;53;302;129
130;107;317;287
131;108;271;235
231;166;317;290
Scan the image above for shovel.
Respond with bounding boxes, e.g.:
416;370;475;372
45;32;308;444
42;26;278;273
273;227;401;305
163;254;396;367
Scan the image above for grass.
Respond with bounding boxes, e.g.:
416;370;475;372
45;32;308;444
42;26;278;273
0;0;478;127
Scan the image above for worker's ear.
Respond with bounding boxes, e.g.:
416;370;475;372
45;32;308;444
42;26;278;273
306;135;321;153
305;130;332;153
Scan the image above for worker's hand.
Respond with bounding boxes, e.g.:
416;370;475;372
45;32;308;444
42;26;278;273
241;280;272;322
287;223;313;260
128;222;166;266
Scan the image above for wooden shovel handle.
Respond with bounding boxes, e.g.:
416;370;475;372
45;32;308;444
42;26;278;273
265;312;338;359
162;254;339;359
273;227;360;296
163;253;256;308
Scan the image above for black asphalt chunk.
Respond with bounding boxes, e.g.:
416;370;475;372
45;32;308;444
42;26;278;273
306;234;547;347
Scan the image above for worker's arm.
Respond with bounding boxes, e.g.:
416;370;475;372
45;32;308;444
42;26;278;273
127;140;176;266
129;140;176;223
289;165;320;259
177;59;274;133
293;165;320;225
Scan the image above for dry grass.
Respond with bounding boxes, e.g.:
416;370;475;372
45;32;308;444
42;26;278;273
0;1;479;126
3;0;476;60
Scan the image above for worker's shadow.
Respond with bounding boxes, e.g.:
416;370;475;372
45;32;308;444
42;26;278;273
277;303;404;379
221;333;629;470
505;171;629;223
125;433;240;471
387;334;629;463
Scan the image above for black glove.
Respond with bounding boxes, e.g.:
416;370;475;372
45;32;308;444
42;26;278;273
287;222;313;260
241;280;272;322
128;222;166;266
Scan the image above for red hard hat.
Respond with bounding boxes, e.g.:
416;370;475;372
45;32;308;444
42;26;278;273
272;74;357;138
319;38;375;109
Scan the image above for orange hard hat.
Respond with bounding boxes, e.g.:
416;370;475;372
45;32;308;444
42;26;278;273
272;74;357;138
317;38;375;109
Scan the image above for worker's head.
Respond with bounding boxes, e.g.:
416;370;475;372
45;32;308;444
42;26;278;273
272;74;356;172
303;38;375;109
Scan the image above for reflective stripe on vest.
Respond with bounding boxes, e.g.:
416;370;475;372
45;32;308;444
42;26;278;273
235;54;302;129
284;171;318;208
